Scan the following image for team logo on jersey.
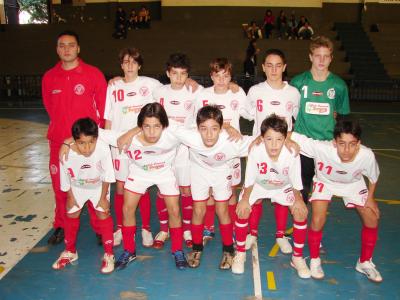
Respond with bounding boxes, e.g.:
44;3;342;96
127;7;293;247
74;84;85;95
139;86;149;97
270;101;280;106
214;152;226;161
286;192;295;203
170;100;180;105
312;91;323;96
270;168;279;174
144;150;156;154
127;92;136;97
52;89;62;94
336;170;347;175
226;175;232;181
96;161;103;172
230;100;239;111
50;164;58;175
359;189;368;195
284;187;293;194
282;167;289;176
217;105;226;110
327;88;336;99
352;169;362;178
234;168;241;179
81;164;91;169
127;177;134;181
184;100;193;111
305;102;330;115
233;163;240;168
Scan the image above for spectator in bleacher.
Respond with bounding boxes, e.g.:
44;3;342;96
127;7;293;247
138;5;151;29
263;9;275;39
288;13;298;40
298;21;314;40
276;10;288;39
296;15;308;33
114;6;126;31
127;9;139;30
244;39;260;77
247;21;262;40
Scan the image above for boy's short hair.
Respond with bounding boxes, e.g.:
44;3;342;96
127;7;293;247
72;118;98;140
309;36;334;55
166;53;191;72
57;30;80;45
264;48;286;64
334;118;362;140
196;105;224;128
137;102;169;128
260;114;288;137
209;57;232;75
119;47;143;66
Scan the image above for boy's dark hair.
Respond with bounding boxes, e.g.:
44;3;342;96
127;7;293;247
166;53;191;72
72;118;98;140
334;118;362;140
264;48;286;64
196;105;224;128
57;30;80;45
137;102;169;128
260;114;288;137
119;47;143;66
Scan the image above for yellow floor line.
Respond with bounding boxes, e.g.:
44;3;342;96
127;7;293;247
268;227;293;257
266;271;277;290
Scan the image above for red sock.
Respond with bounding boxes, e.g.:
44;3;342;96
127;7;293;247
87;201;99;234
249;202;262;236
114;193;124;229
219;222;233;246
156;196;169;232
139;192;151;231
274;203;289;238
191;223;204;246
228;204;237;227
181;195;193;232
235;218;248;252
308;228;323;259
169;227;183;253
64;216;80;253
97;216;114;255
360;225;378;262
292;220;307;257
122;225;136;253
204;204;215;232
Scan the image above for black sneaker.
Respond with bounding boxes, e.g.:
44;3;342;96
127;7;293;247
172;250;188;270
115;250;137;270
47;227;64;245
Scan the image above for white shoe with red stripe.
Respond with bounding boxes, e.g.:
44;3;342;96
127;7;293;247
100;253;115;274
52;250;78;270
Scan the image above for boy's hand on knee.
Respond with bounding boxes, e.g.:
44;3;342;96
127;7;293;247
291;199;307;220
236;200;251;219
66;195;79;212
97;198;110;215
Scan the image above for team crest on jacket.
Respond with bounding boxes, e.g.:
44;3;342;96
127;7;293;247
139;86;149;97
184;100;193;111
282;167;289;176
50;164;58;175
230;100;239;111
214;152;226;161
327;88;335;99
286;102;293;112
74;84;85;95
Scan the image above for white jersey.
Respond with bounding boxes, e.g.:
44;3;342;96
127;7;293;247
193;86;252;130
291;132;380;185
247;81;300;135
60;139;115;211
153;84;201;127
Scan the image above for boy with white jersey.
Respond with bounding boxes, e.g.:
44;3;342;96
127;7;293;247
53;118;116;274
245;49;301;254
104;47;162;247
232;115;310;279
290;118;382;282
192;58;252;243
151;53;200;249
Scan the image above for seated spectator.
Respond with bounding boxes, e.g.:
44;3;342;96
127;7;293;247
244;38;260;77
296;15;308;33
298;21;314;40
276;10;288;39
127;9;139;30
138;5;151;29
247;21;262;40
114;6;126;31
112;23;127;39
288;13;298;39
263;9;275;39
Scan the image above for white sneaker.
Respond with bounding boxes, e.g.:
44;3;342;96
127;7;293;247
141;229;154;247
355;259;383;283
183;230;193;248
276;237;293;254
113;228;122;247
245;234;257;250
153;231;169;249
310;257;325;279
100;253;115;274
290;256;311;279
52;250;78;270
232;251;246;274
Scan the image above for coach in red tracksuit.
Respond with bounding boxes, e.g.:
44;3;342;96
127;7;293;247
42;30;107;244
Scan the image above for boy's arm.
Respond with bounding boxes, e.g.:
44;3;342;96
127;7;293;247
223;123;242;142
289;132;317;158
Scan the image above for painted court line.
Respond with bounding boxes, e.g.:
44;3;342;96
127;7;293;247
266;271;277;290
268;227;293;257
251;241;263;299
352;111;400;115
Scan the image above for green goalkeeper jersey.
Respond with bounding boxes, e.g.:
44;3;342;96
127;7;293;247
291;71;350;140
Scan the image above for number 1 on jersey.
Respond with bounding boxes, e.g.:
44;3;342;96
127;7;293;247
301;86;308;99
